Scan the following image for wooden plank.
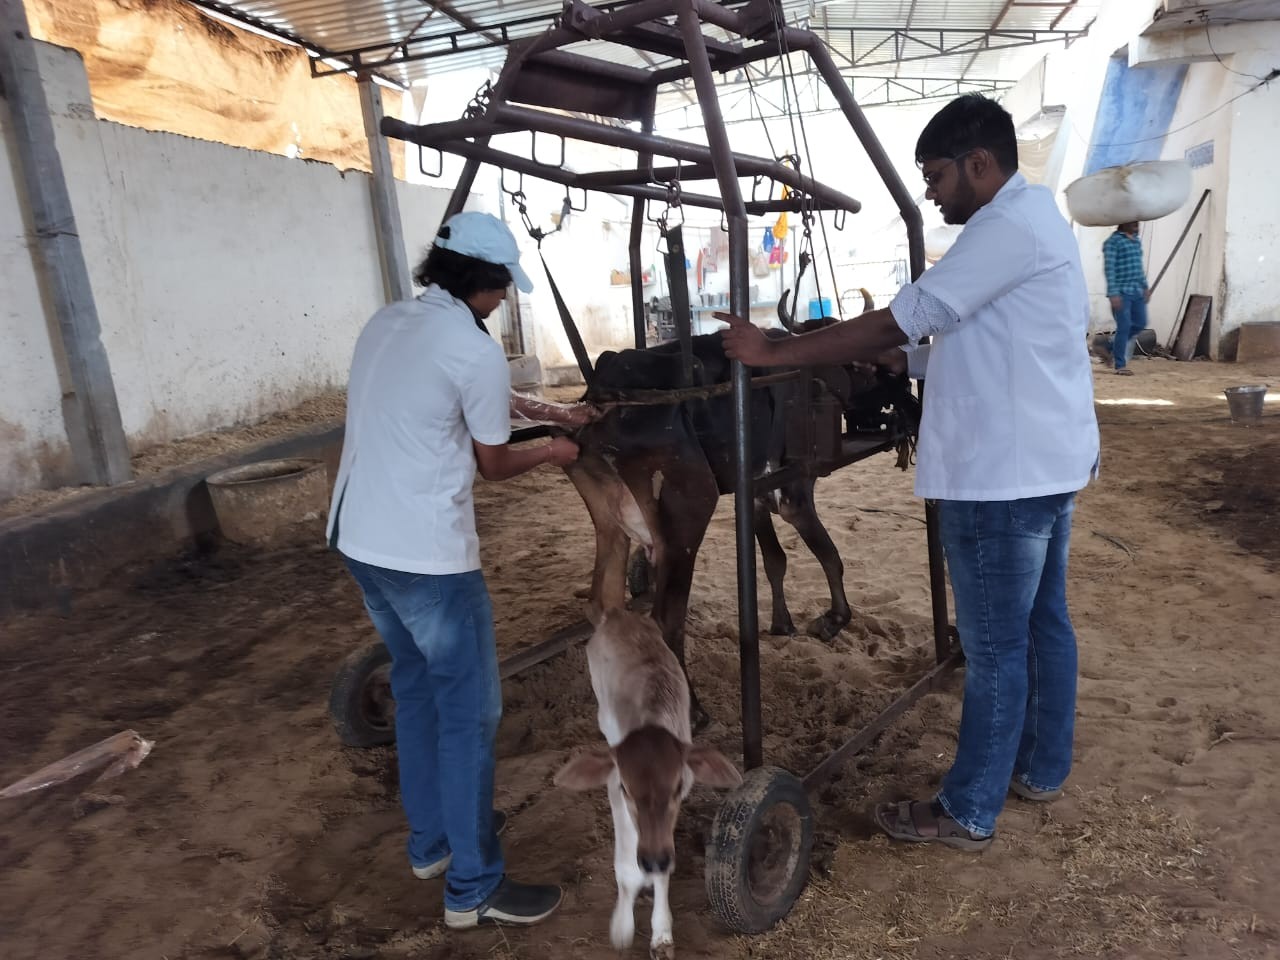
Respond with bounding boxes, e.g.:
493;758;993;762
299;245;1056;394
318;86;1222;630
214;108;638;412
358;76;413;303
1173;294;1212;362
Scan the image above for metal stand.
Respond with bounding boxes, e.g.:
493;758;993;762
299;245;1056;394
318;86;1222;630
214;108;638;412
351;0;959;933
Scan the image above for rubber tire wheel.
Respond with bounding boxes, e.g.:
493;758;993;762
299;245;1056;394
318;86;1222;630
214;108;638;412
705;766;813;934
627;548;652;599
329;642;396;748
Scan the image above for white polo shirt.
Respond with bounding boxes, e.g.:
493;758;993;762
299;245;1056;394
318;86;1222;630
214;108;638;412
891;173;1099;501
326;285;511;574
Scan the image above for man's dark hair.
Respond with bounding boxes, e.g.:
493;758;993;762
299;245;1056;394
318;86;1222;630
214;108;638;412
915;94;1019;174
413;228;512;300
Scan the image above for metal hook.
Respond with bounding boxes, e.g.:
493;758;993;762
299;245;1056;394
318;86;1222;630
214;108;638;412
417;143;442;179
531;130;567;169
500;168;524;198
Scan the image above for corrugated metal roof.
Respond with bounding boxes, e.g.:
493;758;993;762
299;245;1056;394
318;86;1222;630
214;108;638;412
188;0;1101;89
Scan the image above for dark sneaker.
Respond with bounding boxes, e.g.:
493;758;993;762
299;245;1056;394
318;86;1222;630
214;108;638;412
1009;779;1063;802
444;877;563;929
412;811;508;880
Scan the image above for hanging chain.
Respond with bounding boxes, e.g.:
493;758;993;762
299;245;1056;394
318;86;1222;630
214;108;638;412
507;190;546;245
462;80;494;120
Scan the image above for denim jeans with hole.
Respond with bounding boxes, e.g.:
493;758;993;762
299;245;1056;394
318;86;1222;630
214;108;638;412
934;493;1079;837
342;556;504;910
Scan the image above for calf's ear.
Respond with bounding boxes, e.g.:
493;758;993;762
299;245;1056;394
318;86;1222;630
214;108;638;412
687;744;743;789
553;744;616;790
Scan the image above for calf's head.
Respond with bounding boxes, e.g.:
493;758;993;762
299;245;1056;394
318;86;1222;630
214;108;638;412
555;727;742;874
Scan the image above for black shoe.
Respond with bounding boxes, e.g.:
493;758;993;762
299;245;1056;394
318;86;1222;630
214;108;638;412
444;877;564;929
411;811;509;880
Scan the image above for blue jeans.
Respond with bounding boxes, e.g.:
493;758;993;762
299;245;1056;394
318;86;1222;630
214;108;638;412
342;557;504;911
1111;293;1147;369
935;494;1079;837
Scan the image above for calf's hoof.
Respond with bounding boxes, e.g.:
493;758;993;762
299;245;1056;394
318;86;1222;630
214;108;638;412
690;703;712;736
610;909;635;950
650;939;675;960
806;610;850;642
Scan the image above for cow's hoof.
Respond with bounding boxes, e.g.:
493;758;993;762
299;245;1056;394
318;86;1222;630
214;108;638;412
650;940;675;960
806;611;850;643
768;616;797;636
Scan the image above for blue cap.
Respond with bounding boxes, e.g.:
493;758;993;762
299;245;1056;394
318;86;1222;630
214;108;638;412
434;211;533;293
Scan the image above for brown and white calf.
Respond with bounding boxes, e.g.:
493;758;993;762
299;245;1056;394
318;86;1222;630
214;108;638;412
555;609;741;958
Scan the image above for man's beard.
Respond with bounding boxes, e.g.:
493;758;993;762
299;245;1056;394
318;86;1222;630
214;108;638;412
943;170;979;225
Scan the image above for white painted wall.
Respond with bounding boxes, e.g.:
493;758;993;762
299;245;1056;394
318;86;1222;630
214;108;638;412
1219;36;1280;346
1;41;455;500
1002;5;1280;351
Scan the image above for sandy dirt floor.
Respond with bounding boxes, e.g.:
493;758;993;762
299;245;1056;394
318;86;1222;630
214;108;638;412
0;358;1277;960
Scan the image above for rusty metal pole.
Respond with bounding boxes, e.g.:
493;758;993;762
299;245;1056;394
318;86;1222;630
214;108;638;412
676;0;762;771
630;98;657;350
798;32;952;661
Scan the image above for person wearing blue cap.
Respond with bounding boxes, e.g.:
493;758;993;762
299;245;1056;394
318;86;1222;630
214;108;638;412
328;211;576;928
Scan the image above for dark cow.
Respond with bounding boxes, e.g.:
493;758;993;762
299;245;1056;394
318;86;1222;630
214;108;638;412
565;316;919;726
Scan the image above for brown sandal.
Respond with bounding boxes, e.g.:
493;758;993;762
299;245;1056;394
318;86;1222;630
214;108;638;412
873;799;993;851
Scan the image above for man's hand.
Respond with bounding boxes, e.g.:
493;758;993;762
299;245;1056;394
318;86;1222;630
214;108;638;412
873;347;908;376
849;347;906;379
1109;295;1123;312
544;437;580;467
715;311;777;367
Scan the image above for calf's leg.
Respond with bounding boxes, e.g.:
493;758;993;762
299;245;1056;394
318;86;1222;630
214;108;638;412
608;777;642;950
649;869;674;959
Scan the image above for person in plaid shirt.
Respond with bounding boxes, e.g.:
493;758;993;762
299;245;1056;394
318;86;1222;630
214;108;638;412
1102;221;1150;375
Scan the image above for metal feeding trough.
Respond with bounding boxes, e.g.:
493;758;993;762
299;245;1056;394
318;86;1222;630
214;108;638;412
327;0;960;936
205;457;328;545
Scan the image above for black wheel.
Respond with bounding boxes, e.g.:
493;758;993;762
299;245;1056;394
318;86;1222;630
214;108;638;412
329;642;396;748
705;766;813;934
627;548;652;599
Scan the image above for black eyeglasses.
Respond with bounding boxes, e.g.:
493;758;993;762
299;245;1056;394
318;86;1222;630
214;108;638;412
921;150;974;189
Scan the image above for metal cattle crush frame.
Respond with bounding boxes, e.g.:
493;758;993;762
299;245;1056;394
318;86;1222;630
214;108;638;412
330;0;962;934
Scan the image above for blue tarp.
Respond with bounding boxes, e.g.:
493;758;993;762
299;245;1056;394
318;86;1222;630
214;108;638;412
1084;57;1188;175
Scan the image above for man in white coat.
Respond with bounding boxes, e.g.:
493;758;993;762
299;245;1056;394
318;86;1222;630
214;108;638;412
719;94;1099;850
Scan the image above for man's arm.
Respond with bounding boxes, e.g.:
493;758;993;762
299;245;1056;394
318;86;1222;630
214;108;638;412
1102;236;1122;306
473;437;579;482
462;346;580;480
718;307;907;367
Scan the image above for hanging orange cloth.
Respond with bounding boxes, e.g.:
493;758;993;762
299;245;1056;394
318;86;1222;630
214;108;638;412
771;183;791;241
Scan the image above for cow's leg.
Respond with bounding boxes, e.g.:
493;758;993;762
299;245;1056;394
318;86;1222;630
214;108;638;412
565;458;630;621
779;480;852;642
754;497;797;635
645;452;719;732
608;777;641;950
648;869;674;959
